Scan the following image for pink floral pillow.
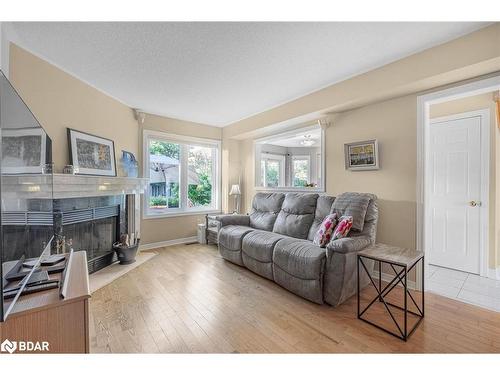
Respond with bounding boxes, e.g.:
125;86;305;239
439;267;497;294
331;216;353;241
313;213;338;247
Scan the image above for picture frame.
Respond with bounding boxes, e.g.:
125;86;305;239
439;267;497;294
67;128;116;176
1;127;50;174
344;139;379;171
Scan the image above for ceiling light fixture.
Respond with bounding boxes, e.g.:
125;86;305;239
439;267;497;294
300;135;315;147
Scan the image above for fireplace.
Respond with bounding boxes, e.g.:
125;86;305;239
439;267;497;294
2;174;148;274
53;195;127;273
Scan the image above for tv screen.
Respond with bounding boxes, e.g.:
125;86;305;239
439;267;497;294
0;70;54;321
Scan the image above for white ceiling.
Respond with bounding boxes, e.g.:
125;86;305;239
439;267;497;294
8;22;489;127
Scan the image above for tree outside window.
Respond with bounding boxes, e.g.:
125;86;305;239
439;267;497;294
145;134;219;216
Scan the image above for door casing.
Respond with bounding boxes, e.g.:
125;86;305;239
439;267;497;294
417;75;500;288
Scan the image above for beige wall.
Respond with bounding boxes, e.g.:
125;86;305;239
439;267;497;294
9;44;139;175
140;113;222;245
237;95;418;250
430;93;499;267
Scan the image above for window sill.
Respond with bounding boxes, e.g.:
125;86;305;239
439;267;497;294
143;209;222;220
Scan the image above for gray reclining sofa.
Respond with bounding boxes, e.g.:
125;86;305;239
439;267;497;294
217;192;378;306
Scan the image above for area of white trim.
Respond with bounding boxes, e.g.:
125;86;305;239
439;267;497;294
143;209;221;220
139;236;198;251
416;75;500;288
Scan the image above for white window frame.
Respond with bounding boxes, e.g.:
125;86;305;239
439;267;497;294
143;130;221;219
260;153;286;187
291;155;311;187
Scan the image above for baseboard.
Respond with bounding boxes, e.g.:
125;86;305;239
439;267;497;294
487;267;500;280
371;270;417;290
139;236;198;251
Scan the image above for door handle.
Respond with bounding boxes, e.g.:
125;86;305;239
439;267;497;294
468;200;481;207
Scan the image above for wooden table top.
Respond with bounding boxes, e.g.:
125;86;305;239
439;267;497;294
358;243;424;268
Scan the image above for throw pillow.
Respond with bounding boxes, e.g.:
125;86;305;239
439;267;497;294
313;213;338;247
331;216;353;241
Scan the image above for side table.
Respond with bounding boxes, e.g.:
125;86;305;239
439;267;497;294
357;243;424;341
205;214;221;245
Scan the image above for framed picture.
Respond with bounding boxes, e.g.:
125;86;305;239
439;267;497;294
344;139;379;171
1;127;50;174
67;128;116;176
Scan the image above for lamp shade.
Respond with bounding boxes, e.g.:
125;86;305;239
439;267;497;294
229;184;241;195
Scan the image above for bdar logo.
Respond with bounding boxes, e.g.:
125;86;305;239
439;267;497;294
1;339;17;354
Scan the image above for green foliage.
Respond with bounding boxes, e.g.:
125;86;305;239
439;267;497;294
293;160;309;187
168;183;179;208
150;182;179;208
266;168;279;187
188;173;212;206
149;141;180;159
149;142;214;208
149;196;166;207
293;177;307;187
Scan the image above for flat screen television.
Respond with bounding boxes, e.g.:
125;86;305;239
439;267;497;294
0;70;54;321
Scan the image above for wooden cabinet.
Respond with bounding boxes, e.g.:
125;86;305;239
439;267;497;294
0;251;90;353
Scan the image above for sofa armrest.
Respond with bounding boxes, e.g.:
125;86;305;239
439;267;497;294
326;236;371;255
215;214;250;227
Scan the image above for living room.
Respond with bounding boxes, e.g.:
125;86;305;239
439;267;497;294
0;1;499;372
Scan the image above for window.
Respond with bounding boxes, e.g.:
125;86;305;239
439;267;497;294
292;155;310;187
260;154;285;187
254;123;325;192
144;131;221;217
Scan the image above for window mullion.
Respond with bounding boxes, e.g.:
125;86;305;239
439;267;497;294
180;143;188;210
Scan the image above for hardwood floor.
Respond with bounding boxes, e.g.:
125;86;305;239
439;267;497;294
89;243;500;353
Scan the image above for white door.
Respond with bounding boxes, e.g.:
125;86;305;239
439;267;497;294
426;110;488;274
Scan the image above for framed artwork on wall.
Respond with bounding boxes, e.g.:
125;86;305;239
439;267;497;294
1;127;50;174
344;139;379;171
67;128;116;176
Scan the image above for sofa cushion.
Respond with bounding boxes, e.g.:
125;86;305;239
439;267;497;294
272;238;326;304
249;192;285;231
330;192;372;232
273;238;326;279
307;195;336;241
242;230;285;263
272;193;318;239
218;225;254;251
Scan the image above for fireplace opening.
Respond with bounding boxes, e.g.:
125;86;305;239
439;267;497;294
53;195;127;274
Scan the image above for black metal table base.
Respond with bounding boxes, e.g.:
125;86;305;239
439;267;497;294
357;255;424;341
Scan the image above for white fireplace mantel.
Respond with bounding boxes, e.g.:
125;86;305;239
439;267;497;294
3;173;149;243
52;174;149;199
3;174;149;199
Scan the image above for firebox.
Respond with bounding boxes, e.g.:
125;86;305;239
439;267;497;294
53;195;127;273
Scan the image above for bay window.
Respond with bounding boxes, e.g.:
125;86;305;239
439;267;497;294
143;130;221;217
